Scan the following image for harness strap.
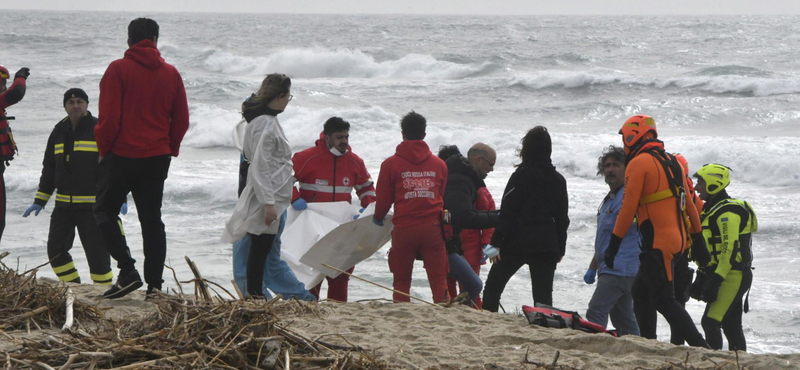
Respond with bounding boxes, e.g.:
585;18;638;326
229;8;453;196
639;189;673;205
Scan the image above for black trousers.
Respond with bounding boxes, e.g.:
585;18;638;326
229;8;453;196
48;207;112;284
632;249;708;348
94;154;171;289
482;252;560;312
246;233;275;297
670;250;694;345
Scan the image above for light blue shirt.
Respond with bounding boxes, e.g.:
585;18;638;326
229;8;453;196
595;186;641;277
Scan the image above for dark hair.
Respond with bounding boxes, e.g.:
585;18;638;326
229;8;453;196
517;126;551;167
128;18;159;45
400;111;426;140
437;145;461;160
596;145;626;175
246;74;291;113
323;117;350;135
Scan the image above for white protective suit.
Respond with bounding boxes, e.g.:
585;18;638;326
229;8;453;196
222;114;293;242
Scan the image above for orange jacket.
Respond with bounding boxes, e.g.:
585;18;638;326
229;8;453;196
612;142;701;280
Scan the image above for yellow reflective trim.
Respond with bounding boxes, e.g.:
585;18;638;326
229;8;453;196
35;192;52;201
54;143;65;155
91;271;114;284
74;141;98;152
74;141;96;147
57;271;80;282
72;196;96;203
118;220;125;236
52;261;76;274
639;189;673;206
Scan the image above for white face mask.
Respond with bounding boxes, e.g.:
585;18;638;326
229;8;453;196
330;146;347;156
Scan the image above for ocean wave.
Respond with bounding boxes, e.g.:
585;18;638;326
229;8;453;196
201;48;497;80
510;69;800;97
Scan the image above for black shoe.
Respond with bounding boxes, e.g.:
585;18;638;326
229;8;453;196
103;270;143;299
145;285;162;300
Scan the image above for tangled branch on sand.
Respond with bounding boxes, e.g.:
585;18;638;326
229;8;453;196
0;252;387;370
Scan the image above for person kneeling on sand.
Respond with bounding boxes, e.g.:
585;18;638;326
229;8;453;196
583;145;640;336
373;111;449;303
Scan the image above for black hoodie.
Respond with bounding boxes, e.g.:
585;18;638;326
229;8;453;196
491;161;569;257
443;155;500;254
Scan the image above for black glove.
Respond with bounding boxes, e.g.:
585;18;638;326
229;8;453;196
604;234;623;270
691;233;711;267
14;67;30;80
689;270;707;301
702;273;724;303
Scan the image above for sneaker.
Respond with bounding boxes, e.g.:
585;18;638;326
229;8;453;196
103;270;143;299
145;285;162;300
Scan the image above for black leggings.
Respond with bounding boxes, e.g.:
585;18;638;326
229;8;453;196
632;249;708;348
482;252;560;312
246;233;275;297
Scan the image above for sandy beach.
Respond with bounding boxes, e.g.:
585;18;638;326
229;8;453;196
3;279;798;370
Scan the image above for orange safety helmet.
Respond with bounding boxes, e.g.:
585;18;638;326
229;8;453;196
0;65;9;81
674;153;689;177
619;115;657;152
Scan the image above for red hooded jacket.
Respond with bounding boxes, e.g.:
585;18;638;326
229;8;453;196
292;133;376;207
374;140;448;228
96;40;190;158
459;187;496;266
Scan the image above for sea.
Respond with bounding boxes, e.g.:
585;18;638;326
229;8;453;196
2;11;799;354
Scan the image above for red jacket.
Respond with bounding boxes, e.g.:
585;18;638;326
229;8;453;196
96;40;190;158
0;75;26;161
460;187;496;266
292;133;376;207
374;140;448;228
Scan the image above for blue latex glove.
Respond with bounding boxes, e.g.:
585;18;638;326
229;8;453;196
292;198;308;211
353;208;365;220
372;217;384;227
584;268;597;284
120;203;128;215
23;204;43;217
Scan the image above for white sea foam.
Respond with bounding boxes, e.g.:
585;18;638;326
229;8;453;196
202;47;495;80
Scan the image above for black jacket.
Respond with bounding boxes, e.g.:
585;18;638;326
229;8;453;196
491;162;570;257
34;113;100;210
443;155;499;254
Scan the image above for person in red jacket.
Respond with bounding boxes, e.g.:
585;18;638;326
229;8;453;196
291;116;376;301
94;18;190;299
0;64;30;241
373;111;449;303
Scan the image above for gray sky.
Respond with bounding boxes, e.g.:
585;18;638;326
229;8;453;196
8;0;800;15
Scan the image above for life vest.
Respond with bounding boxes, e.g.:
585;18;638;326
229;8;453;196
0;114;18;162
701;198;757;271
634;145;692;248
522;304;618;337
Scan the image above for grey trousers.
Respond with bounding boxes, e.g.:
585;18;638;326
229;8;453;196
586;274;640;336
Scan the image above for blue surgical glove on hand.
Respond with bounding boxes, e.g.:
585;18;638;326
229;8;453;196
353;208;365;220
372;217;384;227
584;268;597;284
292;198;308;211
120;203;128;215
482;244;499;264
23;204;43;217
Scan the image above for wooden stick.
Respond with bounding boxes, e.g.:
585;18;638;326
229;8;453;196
62;288;74;331
321;264;439;307
231;280;244;300
108;353;197;370
10;306;49;322
184;256;210;301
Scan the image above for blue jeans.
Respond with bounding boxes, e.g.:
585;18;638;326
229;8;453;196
586;273;639;336
447;253;483;306
232;211;315;300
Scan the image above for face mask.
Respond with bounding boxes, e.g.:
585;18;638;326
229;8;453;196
330;146;347;156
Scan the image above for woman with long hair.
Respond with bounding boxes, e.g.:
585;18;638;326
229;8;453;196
482;126;570;311
222;74;294;297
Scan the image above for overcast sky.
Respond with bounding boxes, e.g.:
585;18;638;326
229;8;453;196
7;0;800;15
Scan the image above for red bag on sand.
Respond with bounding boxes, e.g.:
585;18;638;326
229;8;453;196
522;304;618;337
